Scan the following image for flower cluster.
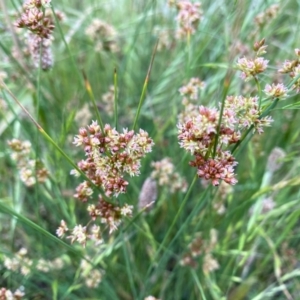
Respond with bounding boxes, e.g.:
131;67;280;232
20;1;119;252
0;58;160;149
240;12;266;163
180;229;219;274
178;77;205;124
15;0;56;70
179;77;205;100
16;0;54;38
58;199;133;245
153;26;173;52
178;93;273;185
100;85;115;116
201;180;233;214
7;139;49;186
74;103;92;127
87;196;133;233
224;95;273;134
59;121;153;245
264;83;288;99
85;19;119;53
237;39;269;81
0;287;25;300
279;48;300;92
169;1;203;39
79;258;104;288
254;4;280;28
72;121;154;198
151;158;187;193
3;247;64;276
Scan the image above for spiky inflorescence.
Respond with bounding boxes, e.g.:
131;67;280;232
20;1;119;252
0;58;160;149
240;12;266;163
15;0;56;70
169;1;203;39
237;38;269;81
72;121;154;198
178;95;273;186
61;121;154;244
180;229;219;273
7;139;49;186
178;77;206;124
279;48;300;93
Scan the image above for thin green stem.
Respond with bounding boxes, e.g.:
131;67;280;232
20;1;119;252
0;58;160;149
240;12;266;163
255;77;262;108
50;4;82;86
122;237;137;299
132;40;158;131
155;173;198;258
213;72;232;157
82;72;104;133
114;68;118;130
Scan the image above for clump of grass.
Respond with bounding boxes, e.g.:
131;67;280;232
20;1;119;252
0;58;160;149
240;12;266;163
1;0;300;299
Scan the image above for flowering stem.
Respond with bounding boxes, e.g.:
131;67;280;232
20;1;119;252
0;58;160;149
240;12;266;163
255;76;262;108
82;72;104;133
114;68;118;130
153;173;198;259
213;72;232;157
50;4;83;86
142;181;212;297
232;97;280;155
132;40;158;131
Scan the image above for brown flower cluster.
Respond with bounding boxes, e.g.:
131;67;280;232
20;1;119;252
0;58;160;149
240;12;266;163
7;139;49;186
85;19;119;53
178;93;273;186
0;287;25;300
153;26;173;52
169;1;203;39
180;229;219;274
279;48;300;93
72;121;154;199
254;4;280;28
237;39;269;81
178;77;205;124
58;121;154;245
151;157;187;193
15;0;56;70
79;258;104;288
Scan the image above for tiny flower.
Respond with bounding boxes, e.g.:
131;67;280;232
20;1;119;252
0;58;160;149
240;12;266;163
120;204;133;217
70;169;80;177
56;220;69;237
295;48;300;57
88;225;103;245
278;60;297;74
67;225;87;246
264;83;288;99
237;56;269;81
84;269;103;288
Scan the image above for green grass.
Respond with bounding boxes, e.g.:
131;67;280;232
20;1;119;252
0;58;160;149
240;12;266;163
1;0;300;299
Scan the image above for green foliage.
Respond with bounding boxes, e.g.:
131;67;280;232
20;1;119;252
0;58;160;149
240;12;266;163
1;0;300;299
